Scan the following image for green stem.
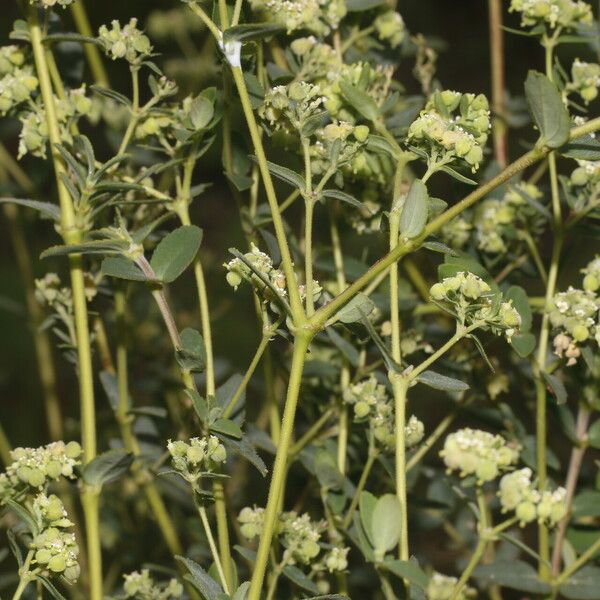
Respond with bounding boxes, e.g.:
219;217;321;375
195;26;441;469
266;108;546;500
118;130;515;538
0;420;12;467
342;449;377;529
12;551;34;600
197;501;230;594
70;0;109;87
289;407;335;457
27;8;102;599
554;535;600;587
116;67;140;158
247;333;312;600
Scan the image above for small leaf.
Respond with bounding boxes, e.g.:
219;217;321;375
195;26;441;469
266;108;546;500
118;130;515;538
416;370;469;392
511;333;536;357
561;134;600;161
381;558;428;589
524;71;570;148
150;226;203;283
282;565;319;594
189;96;214;130
322;189;366;211
541;371;567;405
359;490;377;545
223;23;284;42
232;582;251;600
437;164;478;185
0;197;60;221
252;157;305;192
400;178;428;239
339;81;379;121
560;566;600;599
38;577;67;600
326;327;360;366
41;240;126;259
314;449;344;491
176;328;206;372
505;285;532;331
473;559;551;594
101;257;148;281
221;436;267;476
177;556;223;600
371;494;402;559
587;420;600;449
210;418;243;439
5;498;39;536
336;293;374;323
346;0;385;10
82;449;133;487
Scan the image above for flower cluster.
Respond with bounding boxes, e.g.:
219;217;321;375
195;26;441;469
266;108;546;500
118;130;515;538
31;0;75;8
0;67;38;115
549;287;600;365
408;90;491;172
0;45;25;75
32;493;73;528
441;428;520;483
582;256;600;292
225;243;321;304
430;272;522;340
509;0;593;31
18;87;93;159
499;468;567;526
31;524;80;583
259;81;325;135
427;572;476;599
98;19;152;64
248;0;346;35
167;436;227;486
122;569;183;599
0;441;81;496
567;59;600;104
342;376;424;450
374;11;406;48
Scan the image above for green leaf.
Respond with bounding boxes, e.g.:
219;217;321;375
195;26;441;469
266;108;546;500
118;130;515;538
186;389;209;423
511;333;536;357
371;494;402;559
232;582;251;600
505;285;532;331
346;0;386;10
177;556;223;600
416;370;469;392
0;197;60;221
473;559;551;594
541;371;567;405
223;23;284;42
336;293;374;323
381;558;428;589
38;577;67;600
254;158;305;192
101;257;148;281
359;490;377;546
326;327;360;366
5;498;39;536
176;328;206;372
524;70;570;148
560;566;600;599
572;491;600;517
561;134;600;161
322;189;366;211
400;178;428;239
210;418;243;439
150;226;203;283
314;448;344;491
587;420;600;449
82;449;133;487
282;565;319;594
41;240;127;259
339;81;379;121
221;436;267;476
361;311;402;373
437;165;478;185
189;96;214;130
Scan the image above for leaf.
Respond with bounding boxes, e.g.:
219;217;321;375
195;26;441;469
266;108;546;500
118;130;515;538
210;418;243;439
282;565;319;594
359;490;377;545
437;165;478;185
90;85;131;107
322;189;366;211
335;293;374;323
587;420;600;449
189;96;214;130
346;0;386;10
561;134;600;161
505;285;532;331
177;556;223;600
381;559;428;589
4;498;38;536
326;327;360;366
259;159;306;192
232;582;251;600
560;566;600;599
38;577;67;600
314;449;344;491
473;559;551;594
339;81;379;121
572;491;600;517
101;257;148;281
82;449;133;487
150;226;202;283
223;23;285;42
0;197;60;221
511;333;536;357
221;436;267;476
361;312;402;373
371;494;402;558
400;178;428;239
176;328;206;373
524;71;570;148
41;240;127;259
416;370;469;392
541;371;567;405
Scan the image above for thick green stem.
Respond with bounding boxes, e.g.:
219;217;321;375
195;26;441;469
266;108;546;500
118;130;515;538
27;8;101;599
247;334;312;600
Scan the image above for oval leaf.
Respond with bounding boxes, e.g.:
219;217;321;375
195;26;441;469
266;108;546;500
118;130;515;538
150;225;203;283
400;179;428;239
